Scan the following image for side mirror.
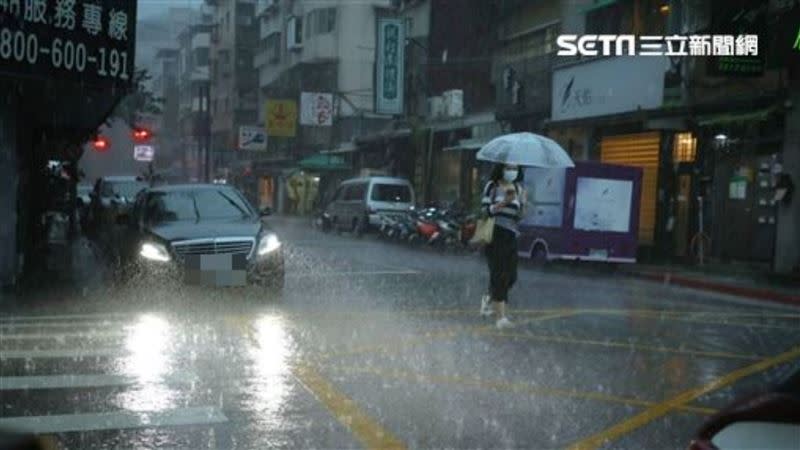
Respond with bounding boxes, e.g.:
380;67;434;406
260;207;273;217
116;213;129;226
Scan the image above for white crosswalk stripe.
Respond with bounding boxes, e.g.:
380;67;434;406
0;312;227;438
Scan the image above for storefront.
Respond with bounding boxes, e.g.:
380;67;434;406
694;107;785;264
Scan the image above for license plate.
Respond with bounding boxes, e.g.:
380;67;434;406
589;249;608;259
184;254;247;287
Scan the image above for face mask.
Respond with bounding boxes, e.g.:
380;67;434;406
503;170;518;182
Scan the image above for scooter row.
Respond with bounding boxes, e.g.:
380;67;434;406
376;207;478;252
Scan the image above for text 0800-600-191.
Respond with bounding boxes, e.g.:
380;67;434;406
0;27;129;80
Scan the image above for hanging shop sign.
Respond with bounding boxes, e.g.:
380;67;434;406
300;92;334;126
265;99;297;137
375;17;405;115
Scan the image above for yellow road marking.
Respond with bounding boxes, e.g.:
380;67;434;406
596;310;800;331
325;365;716;416
483;331;763;361
567;345;800;450
294;365;407;450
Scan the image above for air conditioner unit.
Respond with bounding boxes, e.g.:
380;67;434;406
443;89;464;118
427;96;444;119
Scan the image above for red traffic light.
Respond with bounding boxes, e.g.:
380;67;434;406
91;136;110;152
132;127;152;142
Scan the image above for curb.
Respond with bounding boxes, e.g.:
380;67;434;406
626;271;800;307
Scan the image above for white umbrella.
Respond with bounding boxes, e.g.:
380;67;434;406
477;132;575;168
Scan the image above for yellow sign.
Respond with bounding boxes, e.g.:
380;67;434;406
265;100;298;137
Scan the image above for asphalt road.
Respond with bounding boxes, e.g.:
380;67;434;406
1;216;799;449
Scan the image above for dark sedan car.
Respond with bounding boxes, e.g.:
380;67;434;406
116;184;284;290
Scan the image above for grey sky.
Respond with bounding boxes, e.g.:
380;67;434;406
138;0;203;20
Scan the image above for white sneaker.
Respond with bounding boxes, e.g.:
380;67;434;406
496;317;513;329
480;295;493;317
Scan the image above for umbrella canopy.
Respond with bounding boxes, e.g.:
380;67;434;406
298;154;350;171
477;132;575;168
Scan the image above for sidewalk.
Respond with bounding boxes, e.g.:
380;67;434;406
620;262;800;306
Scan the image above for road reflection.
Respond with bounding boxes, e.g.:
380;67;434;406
244;315;293;432
117;314;178;412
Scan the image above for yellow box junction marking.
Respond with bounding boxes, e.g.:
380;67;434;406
567;345;800;450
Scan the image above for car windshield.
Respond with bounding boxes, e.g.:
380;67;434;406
371;184;412;202
147;189;253;223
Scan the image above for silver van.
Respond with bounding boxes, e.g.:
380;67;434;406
324;176;415;235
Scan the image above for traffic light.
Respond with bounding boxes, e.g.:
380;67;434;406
91;136;110;152
132;127;153;142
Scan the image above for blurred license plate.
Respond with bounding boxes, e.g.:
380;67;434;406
184;254;247;286
589;249;608;259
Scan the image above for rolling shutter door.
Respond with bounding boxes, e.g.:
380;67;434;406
600;132;660;245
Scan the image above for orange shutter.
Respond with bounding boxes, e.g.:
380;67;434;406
600;132;660;245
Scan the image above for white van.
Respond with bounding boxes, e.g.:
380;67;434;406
324;176;415;235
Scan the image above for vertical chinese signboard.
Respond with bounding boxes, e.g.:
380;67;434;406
265;99;297;137
0;0;137;87
375;17;404;115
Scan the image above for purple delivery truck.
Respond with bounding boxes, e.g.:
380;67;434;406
519;161;643;264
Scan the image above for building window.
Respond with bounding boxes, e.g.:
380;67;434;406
287;15;303;49
500;22;560;65
195;47;209;67
303;8;336;39
265;32;281;63
673;132;697;163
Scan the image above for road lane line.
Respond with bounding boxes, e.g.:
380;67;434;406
0;330;126;341
0;373;198;390
566;344;800;450
0;347;122;359
0;321;127;330
294;365;407;450
324;365;716;416
0;313;130;322
0;406;227;434
482;331;763;361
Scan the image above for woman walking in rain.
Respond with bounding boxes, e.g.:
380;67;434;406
480;163;525;329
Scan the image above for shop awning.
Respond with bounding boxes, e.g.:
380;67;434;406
697;107;776;126
321;142;357;154
443;138;489;151
298;154;350;171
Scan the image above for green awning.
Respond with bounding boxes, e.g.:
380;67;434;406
580;0;617;14
697;107;776;127
298;154;350;171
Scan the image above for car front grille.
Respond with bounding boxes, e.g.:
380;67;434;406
172;238;255;259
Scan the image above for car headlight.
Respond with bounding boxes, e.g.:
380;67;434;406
139;242;171;262
257;234;281;256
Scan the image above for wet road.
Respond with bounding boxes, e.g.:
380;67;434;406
1;216;799;449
